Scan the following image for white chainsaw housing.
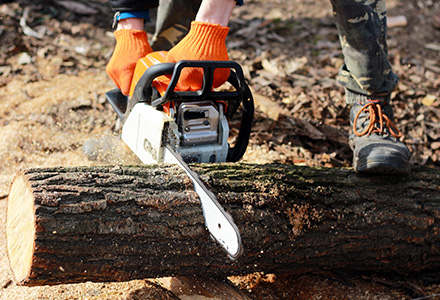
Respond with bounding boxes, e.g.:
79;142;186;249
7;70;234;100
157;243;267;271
121;102;229;164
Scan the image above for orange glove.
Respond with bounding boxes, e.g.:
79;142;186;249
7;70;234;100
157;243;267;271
106;29;153;95
166;21;230;91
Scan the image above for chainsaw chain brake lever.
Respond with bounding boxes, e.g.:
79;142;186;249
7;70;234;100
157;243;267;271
126;62;176;120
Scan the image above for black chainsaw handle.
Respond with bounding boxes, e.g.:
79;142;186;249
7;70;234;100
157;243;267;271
226;76;254;163
128;60;246;107
126;62;176;120
152;60;245;107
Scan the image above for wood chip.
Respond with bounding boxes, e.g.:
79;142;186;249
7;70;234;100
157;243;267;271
425;43;440;52
422;95;437;106
388;15;408;28
55;1;99;15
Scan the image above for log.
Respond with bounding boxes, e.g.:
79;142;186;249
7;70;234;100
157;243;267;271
6;164;440;286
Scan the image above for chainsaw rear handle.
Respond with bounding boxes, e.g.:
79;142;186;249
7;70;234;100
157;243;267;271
227;76;254;163
127;60;254;163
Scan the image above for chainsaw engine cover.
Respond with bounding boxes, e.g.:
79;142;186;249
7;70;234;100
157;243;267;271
122;103;177;164
178;103;229;163
122;101;229;164
178;101;219;146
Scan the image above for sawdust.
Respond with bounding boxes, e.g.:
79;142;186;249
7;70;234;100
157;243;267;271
285;203;323;238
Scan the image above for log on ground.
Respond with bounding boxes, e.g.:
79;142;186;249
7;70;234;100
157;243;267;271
6;164;440;286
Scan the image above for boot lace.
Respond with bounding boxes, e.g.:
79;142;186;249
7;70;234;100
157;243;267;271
353;102;402;138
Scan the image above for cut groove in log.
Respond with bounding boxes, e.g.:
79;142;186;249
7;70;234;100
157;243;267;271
7;174;36;283
6;164;440;286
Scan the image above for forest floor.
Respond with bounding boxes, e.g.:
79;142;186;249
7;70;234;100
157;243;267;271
0;0;440;299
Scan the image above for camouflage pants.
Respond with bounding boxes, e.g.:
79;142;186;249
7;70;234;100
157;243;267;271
152;0;398;104
150;0;202;51
329;0;398;103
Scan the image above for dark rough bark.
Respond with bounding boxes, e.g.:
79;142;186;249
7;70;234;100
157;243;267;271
6;164;440;286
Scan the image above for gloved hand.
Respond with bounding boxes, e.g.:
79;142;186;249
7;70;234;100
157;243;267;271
166;21;230;91
106;29;153;95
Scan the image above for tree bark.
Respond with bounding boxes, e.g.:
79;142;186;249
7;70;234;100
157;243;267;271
6;164;440;286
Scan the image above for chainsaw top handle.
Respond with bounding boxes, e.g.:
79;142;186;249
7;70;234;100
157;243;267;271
127;60;254;163
129;60;245;107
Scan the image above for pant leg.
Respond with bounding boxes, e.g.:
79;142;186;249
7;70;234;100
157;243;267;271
329;0;399;104
151;0;202;51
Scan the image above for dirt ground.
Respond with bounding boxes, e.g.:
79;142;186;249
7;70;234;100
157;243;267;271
0;0;440;299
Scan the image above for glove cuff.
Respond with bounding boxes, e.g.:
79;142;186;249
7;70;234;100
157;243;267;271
114;29;153;55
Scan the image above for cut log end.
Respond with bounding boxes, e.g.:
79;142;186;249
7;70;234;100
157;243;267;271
6;174;36;284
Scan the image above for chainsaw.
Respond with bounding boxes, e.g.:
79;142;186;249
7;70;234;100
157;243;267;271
105;51;254;259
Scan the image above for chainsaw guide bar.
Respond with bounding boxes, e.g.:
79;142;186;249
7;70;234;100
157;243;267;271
164;145;243;258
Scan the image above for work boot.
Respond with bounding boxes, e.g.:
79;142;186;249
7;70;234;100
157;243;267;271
349;100;411;174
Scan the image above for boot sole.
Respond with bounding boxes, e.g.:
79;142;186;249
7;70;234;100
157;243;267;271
354;156;411;174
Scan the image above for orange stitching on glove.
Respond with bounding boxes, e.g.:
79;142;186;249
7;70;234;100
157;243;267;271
106;29;153;95
166;21;230;91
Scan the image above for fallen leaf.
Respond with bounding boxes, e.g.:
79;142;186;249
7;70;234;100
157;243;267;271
425;43;440;52
261;58;280;75
431;142;440;150
294;118;326;140
422;94;437;106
